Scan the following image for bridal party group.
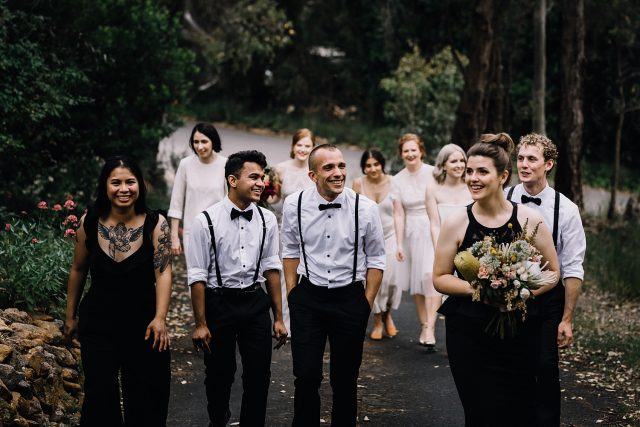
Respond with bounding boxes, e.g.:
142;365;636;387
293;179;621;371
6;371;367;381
63;122;585;427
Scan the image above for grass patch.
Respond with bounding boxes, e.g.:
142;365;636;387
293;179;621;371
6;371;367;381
584;221;640;301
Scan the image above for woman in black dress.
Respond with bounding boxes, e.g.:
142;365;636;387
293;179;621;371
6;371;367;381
433;133;559;427
64;156;172;426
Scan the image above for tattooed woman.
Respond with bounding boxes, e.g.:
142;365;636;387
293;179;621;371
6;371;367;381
64;156;173;427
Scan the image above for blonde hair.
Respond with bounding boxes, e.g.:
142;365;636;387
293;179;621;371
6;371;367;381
397;133;426;159
290;128;316;159
433;144;467;184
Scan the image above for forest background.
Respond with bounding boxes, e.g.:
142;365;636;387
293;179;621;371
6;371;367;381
0;0;639;419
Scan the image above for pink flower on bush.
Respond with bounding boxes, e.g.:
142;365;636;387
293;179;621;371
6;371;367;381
64;228;76;238
53;204;63;211
37;201;48;209
4;223;10;231
63;214;79;226
31;238;38;244
64;199;75;210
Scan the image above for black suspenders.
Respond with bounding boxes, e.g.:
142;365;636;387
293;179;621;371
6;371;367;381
297;191;360;284
202;206;267;287
507;186;560;247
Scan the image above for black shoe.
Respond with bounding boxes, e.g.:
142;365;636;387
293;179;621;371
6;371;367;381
208;409;231;427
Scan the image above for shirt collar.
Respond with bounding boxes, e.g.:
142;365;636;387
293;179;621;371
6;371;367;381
222;195;255;214
310;187;347;206
521;183;553;201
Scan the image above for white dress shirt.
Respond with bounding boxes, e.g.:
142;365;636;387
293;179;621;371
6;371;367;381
187;196;282;289
281;187;386;288
506;184;586;281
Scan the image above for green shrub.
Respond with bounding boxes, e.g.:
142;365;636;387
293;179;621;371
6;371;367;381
0;198;80;317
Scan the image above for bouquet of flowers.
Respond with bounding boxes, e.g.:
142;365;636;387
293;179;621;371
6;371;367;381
454;220;558;338
259;166;280;209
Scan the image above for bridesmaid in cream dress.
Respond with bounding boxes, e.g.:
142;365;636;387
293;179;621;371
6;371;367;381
268;128;316;334
391;134;440;346
168;123;227;256
426;144;473;246
352;149;400;340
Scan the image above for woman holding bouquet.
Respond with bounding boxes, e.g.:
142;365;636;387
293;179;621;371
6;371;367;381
433;133;559;426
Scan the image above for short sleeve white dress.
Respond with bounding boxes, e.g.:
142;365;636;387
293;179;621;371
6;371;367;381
391;163;438;296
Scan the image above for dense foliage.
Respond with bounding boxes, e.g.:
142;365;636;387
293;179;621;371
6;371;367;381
0;0;197;212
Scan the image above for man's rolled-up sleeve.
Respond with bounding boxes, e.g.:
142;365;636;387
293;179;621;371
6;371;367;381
186;214;211;286
261;214;282;272
364;204;386;270
281;196;301;259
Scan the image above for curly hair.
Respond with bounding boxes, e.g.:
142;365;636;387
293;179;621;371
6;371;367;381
517;133;558;172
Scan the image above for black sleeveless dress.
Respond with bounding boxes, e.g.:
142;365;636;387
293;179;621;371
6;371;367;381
439;202;541;427
78;211;170;427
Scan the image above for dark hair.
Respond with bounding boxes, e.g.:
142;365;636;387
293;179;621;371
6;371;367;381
189;123;222;154
290;128;316;158
224;150;268;188
308;143;340;171
360;148;386;174
467;133;514;182
94;156;148;216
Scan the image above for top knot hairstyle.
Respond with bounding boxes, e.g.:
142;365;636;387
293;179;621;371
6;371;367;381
467;133;514;175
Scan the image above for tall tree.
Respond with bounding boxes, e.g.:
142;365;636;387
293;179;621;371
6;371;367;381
451;0;495;149
555;0;585;208
532;0;546;134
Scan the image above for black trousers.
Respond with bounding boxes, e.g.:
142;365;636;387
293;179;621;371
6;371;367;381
288;278;371;427
79;330;171;427
203;287;272;427
534;284;565;427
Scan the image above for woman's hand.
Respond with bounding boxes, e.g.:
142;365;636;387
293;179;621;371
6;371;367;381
396;247;405;262
171;235;182;256
63;317;78;344
145;317;170;352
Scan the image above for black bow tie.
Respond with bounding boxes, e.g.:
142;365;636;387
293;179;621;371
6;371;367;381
521;195;542;206
318;203;342;211
230;208;253;221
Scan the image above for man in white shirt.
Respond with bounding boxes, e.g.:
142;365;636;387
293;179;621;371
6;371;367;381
187;150;288;427
506;133;586;427
282;144;385;427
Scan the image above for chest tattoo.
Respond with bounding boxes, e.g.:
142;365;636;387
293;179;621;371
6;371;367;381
98;222;144;259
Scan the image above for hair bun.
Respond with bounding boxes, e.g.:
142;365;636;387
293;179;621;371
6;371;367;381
479;132;514;155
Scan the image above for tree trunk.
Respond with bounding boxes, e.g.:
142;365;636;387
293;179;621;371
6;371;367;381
532;0;546;134
555;0;585;209
451;0;494;150
608;48;625;220
485;37;504;133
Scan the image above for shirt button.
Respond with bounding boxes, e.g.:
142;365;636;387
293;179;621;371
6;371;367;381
328;215;331;218
243;265;246;268
327;270;331;273
327;235;330;238
326;254;330;258
241;246;244;249
241;226;244;230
